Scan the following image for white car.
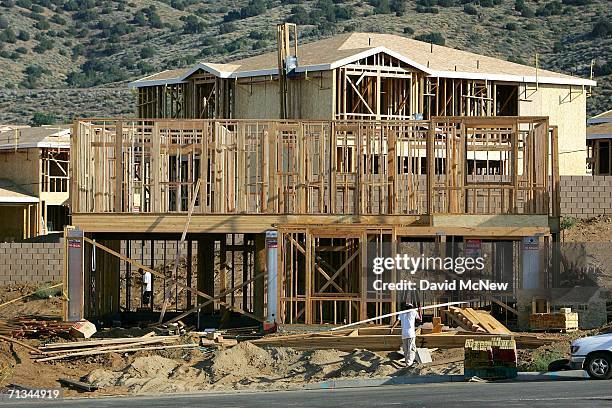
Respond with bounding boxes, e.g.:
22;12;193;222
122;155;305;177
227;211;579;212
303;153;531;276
570;332;612;379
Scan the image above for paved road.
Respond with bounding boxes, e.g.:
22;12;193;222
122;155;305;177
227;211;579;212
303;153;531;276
2;380;611;408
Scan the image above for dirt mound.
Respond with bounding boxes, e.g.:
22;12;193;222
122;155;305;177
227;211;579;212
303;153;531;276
83;342;405;393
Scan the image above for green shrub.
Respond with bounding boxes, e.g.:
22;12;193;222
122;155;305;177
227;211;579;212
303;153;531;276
34;282;62;298
0;28;17;43
403;26;415;34
593;61;612;76
219;22;236;34
35;20;50;30
560;216;578;230
591;20;611;38
520;6;535;17
140;45;154;59
519;350;565;372
182;15;205;34
415;32;445;45
536;1;562;16
505;22;518;30
252;39;267;50
463;4;477;14
17;30;30;41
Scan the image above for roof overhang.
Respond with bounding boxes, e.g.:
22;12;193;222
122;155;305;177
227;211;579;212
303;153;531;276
432;70;596;87
0;142;70;150
588;118;612;125
0;196;39;204
127;46;596;88
587;133;612;140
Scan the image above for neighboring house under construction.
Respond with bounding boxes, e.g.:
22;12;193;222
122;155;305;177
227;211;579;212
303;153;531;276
0;126;70;241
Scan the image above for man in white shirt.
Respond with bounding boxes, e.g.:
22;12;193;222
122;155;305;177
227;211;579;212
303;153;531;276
393;303;422;367
142;271;152;306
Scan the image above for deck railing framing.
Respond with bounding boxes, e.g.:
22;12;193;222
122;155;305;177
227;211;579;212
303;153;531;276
71;117;552;216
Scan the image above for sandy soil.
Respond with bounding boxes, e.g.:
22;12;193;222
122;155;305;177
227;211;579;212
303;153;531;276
562;216;612;243
560;216;612;289
0;284;62;320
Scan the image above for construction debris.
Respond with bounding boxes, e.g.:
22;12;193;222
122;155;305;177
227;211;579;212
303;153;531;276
0;317;74;338
32;333;193;362
0;334;42;354
250;324;552;351
58;377;98;392
445;307;512;335
529;308;579;332
464;337;518;380
69;321;97;339
415;348;433;364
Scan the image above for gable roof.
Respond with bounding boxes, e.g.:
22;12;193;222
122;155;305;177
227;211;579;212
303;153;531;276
129;32;596;88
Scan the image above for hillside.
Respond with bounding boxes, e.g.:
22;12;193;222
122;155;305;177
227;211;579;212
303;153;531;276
0;0;609;125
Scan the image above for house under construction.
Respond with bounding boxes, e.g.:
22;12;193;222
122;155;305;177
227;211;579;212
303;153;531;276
65;26;594;328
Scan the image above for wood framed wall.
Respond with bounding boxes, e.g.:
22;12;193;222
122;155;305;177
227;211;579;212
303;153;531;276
40;148;69;193
81;233;263;322
137;74;232;119
72;117;552;218
277;226;529;325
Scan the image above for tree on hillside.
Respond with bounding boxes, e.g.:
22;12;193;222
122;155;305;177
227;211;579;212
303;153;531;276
32;112;56;126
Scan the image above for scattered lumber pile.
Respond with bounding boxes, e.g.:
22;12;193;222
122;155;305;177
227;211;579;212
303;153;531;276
444;307;512;335
529;308;579;332
200;332;238;348
32;332;197;362
464;338;518;380
0;317;74;338
250;326;551;351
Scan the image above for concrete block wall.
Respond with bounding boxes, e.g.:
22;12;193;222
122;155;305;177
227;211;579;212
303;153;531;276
560;176;612;219
0;242;63;285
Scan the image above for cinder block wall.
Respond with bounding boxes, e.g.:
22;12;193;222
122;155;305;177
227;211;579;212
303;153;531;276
560;176;612;219
0;242;63;285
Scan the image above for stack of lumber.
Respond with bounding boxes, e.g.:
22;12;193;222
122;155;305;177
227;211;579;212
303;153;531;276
250;326;551;351
464;337;517;380
32;333;197;362
529;308;579;332
200;334;238;348
420;317;445;334
444;307;512;335
0;317;74;338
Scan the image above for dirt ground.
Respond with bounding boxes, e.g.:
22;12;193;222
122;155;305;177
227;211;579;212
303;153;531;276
0;283;62;320
560;216;612;289
562;215;612;243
